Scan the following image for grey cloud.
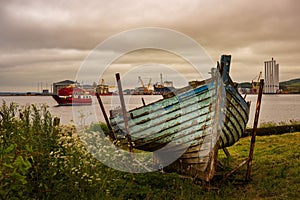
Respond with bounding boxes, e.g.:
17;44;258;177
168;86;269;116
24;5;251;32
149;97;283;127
0;49;89;69
0;0;299;91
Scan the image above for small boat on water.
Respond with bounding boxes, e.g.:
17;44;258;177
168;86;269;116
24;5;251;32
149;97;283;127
108;55;250;180
153;73;176;95
95;79;114;96
52;86;92;106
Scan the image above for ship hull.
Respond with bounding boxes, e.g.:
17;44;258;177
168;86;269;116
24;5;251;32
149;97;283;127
109;55;250;180
52;95;92;106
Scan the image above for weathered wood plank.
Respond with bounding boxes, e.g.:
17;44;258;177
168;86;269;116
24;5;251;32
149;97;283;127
108;55;250;181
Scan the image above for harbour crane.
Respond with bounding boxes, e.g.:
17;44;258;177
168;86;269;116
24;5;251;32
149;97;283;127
96;78;115;95
138;76;152;95
251;71;262;94
138;76;145;88
100;79;115;88
147;78;152;90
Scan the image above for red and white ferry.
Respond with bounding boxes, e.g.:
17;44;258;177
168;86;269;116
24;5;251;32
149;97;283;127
52;86;92;106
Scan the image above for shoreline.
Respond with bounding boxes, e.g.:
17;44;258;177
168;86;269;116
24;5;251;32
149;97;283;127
244;123;300;137
1;92;300;96
0;92;53;96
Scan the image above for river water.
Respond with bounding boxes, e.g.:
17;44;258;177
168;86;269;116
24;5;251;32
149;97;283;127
1;94;299;127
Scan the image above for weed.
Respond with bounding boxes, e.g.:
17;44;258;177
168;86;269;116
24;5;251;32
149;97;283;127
1;101;300;199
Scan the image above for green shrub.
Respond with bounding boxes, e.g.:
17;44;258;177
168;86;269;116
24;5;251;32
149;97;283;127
0;102;56;198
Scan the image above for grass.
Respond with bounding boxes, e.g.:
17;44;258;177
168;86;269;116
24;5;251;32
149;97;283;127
218;132;300;199
1;102;299;199
280;80;300;93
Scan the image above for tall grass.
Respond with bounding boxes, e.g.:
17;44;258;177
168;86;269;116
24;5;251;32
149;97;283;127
0;102;118;199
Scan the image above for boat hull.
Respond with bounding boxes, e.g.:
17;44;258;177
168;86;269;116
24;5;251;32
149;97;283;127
109;55;250;180
52;95;92;106
110;83;249;149
161;84;250;180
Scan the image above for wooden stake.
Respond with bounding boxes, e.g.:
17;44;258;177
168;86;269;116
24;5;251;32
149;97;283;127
95;92;115;140
224;79;264;181
141;97;146;106
246;79;264;180
225;158;249;179
222;147;231;158
115;73;135;163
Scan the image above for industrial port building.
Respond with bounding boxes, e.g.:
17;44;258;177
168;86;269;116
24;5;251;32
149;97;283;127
264;58;279;94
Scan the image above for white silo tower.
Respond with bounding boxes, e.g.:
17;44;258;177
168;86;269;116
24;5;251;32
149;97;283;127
264;58;279;94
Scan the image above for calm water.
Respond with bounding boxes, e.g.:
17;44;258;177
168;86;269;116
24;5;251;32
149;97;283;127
1;94;299;126
0;95;162;125
246;94;300;127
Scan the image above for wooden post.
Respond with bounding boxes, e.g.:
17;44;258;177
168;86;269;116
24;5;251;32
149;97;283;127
95;92;115;140
141;97;146;106
246;79;264;180
222;147;231;158
115;73;135;160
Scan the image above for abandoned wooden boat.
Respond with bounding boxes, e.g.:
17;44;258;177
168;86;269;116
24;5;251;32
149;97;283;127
109;55;250;180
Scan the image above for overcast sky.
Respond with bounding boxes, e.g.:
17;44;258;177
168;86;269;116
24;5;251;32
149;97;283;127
0;0;299;92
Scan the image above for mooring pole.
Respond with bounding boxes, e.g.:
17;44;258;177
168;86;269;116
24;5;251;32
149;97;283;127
141;97;146;106
246;79;264;181
115;73;135;165
95;93;115;141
